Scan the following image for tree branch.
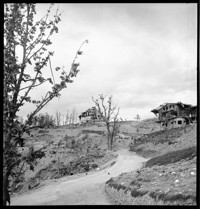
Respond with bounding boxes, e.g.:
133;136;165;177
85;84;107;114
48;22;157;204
16;71;39;111
26;40;88;124
12;4;30;110
48;56;55;84
19;80;47;91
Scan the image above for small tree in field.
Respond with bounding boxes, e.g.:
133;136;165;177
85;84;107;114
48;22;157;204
135;114;140;121
3;3;88;205
92;94;120;150
32;113;55;128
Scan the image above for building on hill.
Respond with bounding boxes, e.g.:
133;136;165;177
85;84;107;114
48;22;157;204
151;102;197;130
78;106;102;124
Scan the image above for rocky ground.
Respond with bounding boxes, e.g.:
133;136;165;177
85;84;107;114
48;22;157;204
105;123;197;205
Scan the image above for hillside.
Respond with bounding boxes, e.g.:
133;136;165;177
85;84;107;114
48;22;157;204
10;119;197;205
12;125;116;195
105;123;197;205
10;118;159;196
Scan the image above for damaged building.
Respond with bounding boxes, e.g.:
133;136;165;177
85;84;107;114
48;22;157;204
79;106;102;123
151;102;197;130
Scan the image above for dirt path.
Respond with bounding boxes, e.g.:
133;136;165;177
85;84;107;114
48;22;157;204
11;149;147;205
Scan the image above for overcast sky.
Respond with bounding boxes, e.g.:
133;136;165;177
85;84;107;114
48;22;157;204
18;3;197;121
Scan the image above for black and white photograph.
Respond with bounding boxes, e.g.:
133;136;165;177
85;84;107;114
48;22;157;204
3;3;198;205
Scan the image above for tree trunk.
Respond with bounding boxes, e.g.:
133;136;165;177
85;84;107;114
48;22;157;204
3;124;12;205
107;135;111;150
3;170;10;206
106;123;112;150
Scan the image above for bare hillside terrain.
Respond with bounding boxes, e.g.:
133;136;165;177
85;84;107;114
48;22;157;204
10;119;197;205
105;123;197;205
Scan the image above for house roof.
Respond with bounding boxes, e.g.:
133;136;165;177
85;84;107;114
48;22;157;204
151;102;193;114
151;102;169;113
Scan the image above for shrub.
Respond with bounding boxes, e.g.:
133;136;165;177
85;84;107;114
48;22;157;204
130;180;142;187
131;188;148;197
91;163;98;169
117;184;127;191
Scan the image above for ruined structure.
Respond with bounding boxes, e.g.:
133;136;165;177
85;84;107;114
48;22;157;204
79;106;102;124
151;102;197;130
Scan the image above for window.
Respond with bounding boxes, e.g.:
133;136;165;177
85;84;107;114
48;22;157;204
174;121;176;124
178;121;182;124
171;122;173;124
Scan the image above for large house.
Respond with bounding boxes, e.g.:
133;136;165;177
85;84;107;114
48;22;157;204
79;106;102;123
151;102;197;130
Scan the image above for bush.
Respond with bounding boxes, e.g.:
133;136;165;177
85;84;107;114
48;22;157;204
145;146;196;168
91;163;98;169
131;188;148;197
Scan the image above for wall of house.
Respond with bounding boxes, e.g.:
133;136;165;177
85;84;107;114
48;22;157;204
160;117;186;130
155;103;197;130
80;116;93;123
158;104;179;121
168;117;186;129
190;108;197;122
79;107;102;124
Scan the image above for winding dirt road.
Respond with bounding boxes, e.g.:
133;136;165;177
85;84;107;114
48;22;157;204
11;149;147;205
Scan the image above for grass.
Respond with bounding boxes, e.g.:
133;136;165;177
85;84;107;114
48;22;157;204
145;146;196;168
81;129;105;135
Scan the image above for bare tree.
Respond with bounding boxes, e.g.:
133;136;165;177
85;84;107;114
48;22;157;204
55;111;61;126
71;108;77;124
62;114;65;125
135;114;140;121
65;110;69;125
92;94;120;150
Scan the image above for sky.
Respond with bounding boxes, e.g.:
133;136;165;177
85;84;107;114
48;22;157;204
18;3;197;121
